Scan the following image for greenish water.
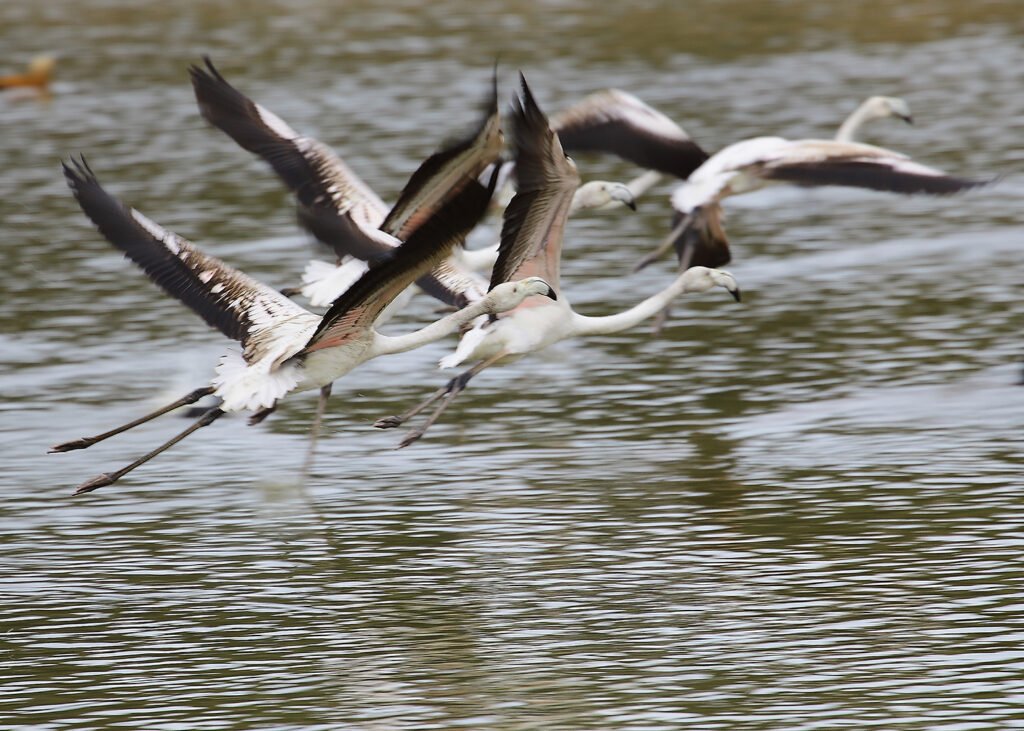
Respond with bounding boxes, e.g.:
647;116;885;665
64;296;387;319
2;2;1022;729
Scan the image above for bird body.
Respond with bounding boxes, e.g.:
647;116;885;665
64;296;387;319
441;295;572;368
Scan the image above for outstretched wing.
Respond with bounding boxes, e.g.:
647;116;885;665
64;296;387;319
303;174;497;353
63;157;311;353
380;70;504;240
551;89;708;179
489;74;580;291
759;140;991;194
190;57;390;259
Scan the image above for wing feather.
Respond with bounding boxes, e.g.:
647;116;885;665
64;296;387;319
380;70;504;239
489;74;580;290
63;157;310;352
761;158;991;194
552;89;708;179
190;57;388;259
753;139;991;194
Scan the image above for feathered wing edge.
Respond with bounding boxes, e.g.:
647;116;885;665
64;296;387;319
379;67;504;240
63;156;309;351
488;73;580;291
761;158;993;195
190;56;390;260
552;88;709;179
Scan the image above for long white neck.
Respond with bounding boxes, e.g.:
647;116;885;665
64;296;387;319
568;186;593;213
570;270;701;336
370;298;494;357
835;100;879;143
625;169;663;199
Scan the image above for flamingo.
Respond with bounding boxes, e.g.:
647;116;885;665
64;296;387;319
835;96;912;143
374;74;741;448
633;134;993;274
189;58;636;315
549;91;913;194
50;157;554;495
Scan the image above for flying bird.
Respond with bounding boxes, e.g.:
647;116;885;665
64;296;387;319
190;56;499;312
634;135;993;274
51;154;554;495
374;74;740;448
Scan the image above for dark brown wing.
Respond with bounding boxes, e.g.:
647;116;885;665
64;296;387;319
190;57;388;259
750;139;992;195
303;174;498;352
552;89;708;179
671;204;732;269
489;73;580;291
380;70;504;240
761;159;991;194
63;157;308;347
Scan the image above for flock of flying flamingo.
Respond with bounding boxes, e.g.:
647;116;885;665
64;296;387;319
49;58;990;495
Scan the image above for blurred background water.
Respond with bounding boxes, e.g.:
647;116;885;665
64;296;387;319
2;1;1022;729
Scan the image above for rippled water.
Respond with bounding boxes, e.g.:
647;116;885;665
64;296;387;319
3;2;1023;729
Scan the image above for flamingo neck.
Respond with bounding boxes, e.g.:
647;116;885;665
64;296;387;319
370;298;492;357
836;100;879;143
570;271;699;336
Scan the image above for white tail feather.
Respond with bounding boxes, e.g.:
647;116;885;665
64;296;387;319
213;350;301;412
301;258;368;308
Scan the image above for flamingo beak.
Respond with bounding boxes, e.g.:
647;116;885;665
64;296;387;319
729;287;742;303
543;285;558;301
612;185;637;211
900;114;913;125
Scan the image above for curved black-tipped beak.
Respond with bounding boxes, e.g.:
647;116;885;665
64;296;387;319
609;186;637;212
544;285;558;301
730;288;741;303
900;114;913;125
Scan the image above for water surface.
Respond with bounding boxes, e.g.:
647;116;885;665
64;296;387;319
2;2;1022;729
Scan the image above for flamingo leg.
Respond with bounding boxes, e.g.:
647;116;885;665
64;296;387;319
71;407;225;495
396;352;506;449
633;216;686;273
301;384;332;478
248;404;277;426
50;386;215;453
374;381;453;430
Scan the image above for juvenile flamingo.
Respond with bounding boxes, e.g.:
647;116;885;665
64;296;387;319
374;75;740;448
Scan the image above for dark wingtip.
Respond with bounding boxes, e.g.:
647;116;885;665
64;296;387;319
189;54;227;89
62;154;97;191
517;71;536;111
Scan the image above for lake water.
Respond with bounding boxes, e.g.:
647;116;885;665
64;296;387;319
2;1;1023;728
